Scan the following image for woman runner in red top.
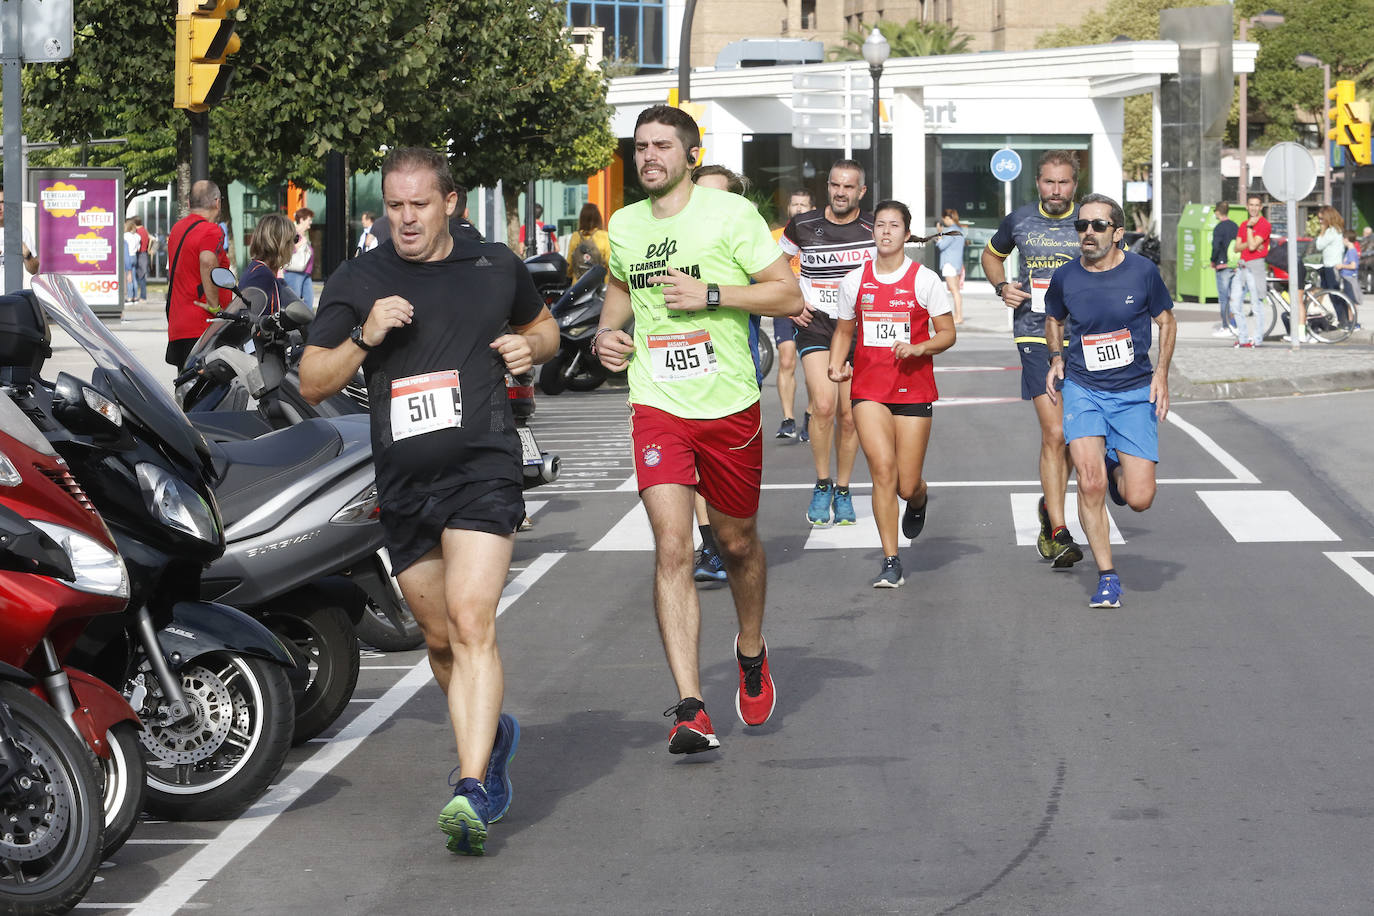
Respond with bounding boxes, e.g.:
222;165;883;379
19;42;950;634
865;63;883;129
828;200;957;588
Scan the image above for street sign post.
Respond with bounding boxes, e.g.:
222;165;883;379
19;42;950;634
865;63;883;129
1261;141;1318;350
991;148;1022;216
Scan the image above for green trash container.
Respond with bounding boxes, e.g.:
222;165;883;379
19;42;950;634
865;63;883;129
1176;203;1217;302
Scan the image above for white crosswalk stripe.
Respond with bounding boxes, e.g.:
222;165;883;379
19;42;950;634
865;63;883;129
1196;490;1340;542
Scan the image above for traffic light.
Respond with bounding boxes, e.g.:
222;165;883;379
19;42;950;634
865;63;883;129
1347;99;1372;166
174;0;241;112
1326;80;1354;145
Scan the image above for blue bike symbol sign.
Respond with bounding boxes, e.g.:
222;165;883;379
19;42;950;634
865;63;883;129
990;148;1022;183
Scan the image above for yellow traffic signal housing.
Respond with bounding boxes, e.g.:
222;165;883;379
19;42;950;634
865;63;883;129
1347;99;1372;166
1327;80;1355;143
174;0;241;113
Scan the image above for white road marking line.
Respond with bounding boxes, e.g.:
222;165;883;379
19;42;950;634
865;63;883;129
359;665;418;670
591;501;652;549
802;495;910;550
345;698;378;704
1325;552;1374;597
1010;492;1123;547
128;552;564;916
1196;490;1339;542
1167;410;1260;483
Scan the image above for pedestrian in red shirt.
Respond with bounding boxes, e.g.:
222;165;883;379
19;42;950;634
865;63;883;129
164;180;230;367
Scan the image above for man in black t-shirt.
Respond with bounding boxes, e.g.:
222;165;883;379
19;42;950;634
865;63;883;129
300;148;557;857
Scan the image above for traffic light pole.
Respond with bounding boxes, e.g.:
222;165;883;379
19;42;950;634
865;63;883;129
1342;159;1354;231
188;111;209;185
2;0;23;294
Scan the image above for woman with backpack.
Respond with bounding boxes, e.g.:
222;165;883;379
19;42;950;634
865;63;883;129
564;202;610;283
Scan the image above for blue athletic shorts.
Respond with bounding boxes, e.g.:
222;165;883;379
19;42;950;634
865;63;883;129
1017;340;1063;401
772;316;796;347
1061;378;1159;462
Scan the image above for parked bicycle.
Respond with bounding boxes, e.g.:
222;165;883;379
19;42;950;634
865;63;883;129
1230;268;1359;344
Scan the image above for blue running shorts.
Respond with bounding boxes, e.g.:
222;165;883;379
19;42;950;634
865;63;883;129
1061;378;1159;462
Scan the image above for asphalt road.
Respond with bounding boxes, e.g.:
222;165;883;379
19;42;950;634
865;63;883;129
58;323;1374;915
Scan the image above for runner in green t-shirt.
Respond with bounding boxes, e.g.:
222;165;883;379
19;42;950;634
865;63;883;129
595;104;803;756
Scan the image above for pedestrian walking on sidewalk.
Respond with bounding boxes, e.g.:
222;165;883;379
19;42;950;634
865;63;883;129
1044;194;1176;609
827;200;956;588
594;105;802;755
1208;201;1238;337
164;180;230;368
300;147;558;855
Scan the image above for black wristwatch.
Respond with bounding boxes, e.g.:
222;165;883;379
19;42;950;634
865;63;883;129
705;283;721;311
349;325;374;352
993;281;1009;297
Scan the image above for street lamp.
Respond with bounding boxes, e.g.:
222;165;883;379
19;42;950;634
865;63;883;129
1295;52;1332;206
1237;9;1285;203
862;26;890;204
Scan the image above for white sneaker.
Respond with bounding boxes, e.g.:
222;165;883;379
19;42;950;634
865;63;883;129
1211;324;1234;338
1281;333;1310;343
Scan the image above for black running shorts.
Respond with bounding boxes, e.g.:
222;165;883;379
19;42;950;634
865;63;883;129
382;480;525;575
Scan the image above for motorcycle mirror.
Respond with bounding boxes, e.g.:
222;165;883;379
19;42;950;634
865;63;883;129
51;372;124;441
280;300;314;330
210;267;239;291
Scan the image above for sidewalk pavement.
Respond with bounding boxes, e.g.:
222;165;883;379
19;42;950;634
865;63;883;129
46;282;1374;403
953;287;1374;401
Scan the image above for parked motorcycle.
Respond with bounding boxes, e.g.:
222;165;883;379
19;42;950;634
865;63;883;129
9;278;297;822
0;662;104;916
539;265;611;396
0;396;145;858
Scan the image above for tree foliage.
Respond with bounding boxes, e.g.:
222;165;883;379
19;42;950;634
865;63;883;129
20;0;614;213
1236;0;1374;145
828;20;973;61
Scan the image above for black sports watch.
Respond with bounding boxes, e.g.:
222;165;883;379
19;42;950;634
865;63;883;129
993;281;1009;297
349;325;375;352
705;283;721;311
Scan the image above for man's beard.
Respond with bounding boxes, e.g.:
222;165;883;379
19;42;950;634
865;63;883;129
1042;197;1072;217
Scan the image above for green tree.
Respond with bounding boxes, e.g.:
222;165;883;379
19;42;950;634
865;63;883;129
429;0;615;250
828;20;972;60
1236;0;1374;146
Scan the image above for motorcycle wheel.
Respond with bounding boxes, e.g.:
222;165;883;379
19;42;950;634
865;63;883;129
756;331;775;380
0;683;103;916
99;722;146;860
136;653;294;821
259;604;360;745
566;349;609;392
356;596;425;653
538;350;572;396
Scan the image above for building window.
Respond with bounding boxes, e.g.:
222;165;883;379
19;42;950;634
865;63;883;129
566;0;667;71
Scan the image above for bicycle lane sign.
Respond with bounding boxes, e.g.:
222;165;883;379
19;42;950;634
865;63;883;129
990;148;1022;182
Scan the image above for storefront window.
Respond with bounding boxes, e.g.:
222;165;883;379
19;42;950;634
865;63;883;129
567;0;667;71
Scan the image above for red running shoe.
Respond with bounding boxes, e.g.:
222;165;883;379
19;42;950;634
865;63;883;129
664;698;720;754
735;635;776;726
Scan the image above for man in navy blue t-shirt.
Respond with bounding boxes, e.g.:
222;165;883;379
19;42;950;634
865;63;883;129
1044;193;1176;610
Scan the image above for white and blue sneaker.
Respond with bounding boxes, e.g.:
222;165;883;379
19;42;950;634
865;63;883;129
1089;573;1123;608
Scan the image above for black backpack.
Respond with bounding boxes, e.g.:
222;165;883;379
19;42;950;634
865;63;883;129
570;232;603;280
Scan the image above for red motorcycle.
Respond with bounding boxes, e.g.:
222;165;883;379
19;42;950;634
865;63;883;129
0;394;145;859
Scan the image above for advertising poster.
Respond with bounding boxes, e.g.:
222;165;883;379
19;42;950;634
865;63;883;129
31;168;125;315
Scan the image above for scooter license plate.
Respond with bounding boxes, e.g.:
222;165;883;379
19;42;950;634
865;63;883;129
517;426;542;466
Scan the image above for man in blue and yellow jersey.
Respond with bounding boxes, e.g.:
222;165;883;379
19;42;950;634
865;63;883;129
981;149;1085;570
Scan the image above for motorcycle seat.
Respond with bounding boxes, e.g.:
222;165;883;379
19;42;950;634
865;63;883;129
210;419;344;529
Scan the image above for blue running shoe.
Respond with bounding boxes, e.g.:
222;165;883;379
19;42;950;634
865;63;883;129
1105;454;1126;507
484;713;519;823
693;546;728;587
439;776;490;855
832;487;856;526
807;482;833;526
798;412;810;443
1089;573;1123;608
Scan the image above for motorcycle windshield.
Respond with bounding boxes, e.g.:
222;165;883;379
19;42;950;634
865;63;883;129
31;275;213;473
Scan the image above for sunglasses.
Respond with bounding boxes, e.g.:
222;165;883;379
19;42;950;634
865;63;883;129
1074;218;1115;233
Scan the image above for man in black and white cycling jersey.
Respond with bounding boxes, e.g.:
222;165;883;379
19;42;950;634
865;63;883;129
981;150;1085;570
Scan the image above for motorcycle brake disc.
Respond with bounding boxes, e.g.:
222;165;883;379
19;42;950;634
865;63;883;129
137;664;235;765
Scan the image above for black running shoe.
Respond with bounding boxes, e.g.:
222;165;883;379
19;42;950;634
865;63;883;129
1035;496;1054;558
1105;454;1126;507
1049;528;1083;569
902;495;927;539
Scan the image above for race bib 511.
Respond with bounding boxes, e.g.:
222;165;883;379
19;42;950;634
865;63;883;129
390;370;462;441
